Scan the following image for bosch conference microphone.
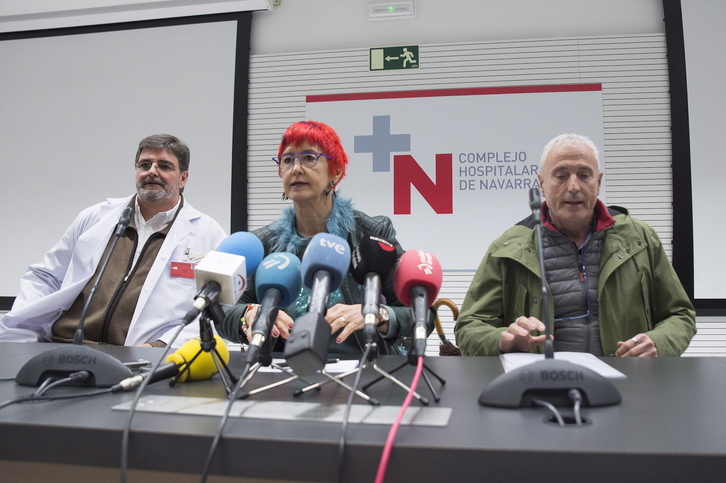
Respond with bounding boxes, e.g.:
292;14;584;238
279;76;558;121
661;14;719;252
16;207;135;388
478;187;621;408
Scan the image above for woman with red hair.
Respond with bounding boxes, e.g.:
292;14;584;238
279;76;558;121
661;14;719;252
218;121;431;356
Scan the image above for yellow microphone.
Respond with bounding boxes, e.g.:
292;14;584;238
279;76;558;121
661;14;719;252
165;335;230;384
113;335;231;392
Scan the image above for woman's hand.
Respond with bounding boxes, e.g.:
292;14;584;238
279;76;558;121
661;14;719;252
326;304;365;344
242;305;295;342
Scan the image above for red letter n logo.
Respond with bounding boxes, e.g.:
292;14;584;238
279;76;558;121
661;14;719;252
393;154;453;215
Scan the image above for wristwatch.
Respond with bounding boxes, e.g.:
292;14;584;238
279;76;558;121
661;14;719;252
377;306;390;327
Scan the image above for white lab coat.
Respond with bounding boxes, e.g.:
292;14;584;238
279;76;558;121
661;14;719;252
0;195;227;348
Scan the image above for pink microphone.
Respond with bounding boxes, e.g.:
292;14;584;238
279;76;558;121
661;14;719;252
394;250;442;357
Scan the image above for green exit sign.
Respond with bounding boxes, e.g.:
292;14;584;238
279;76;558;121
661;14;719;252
370;45;419;71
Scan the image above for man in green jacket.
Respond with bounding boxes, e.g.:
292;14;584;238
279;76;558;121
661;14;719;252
454;133;696;357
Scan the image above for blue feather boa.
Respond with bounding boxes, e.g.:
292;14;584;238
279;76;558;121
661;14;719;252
269;197;357;253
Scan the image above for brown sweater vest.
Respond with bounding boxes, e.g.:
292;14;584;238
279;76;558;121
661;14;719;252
52;200;181;345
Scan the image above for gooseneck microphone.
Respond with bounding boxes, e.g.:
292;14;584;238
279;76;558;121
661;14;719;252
75;206;133;344
393;250;442;360
283;233;350;376
16;207;136;388
246;252;302;366
182;232;265;325
478;187;621;408
350;235;398;344
529;187;554;359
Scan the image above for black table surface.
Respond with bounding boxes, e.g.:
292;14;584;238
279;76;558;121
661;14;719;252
1;342;726;482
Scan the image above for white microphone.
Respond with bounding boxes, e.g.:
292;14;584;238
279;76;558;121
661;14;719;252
182;232;264;325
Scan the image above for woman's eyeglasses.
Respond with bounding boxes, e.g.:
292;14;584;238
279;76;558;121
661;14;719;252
273;152;330;170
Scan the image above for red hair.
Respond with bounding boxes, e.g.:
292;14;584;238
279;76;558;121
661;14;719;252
277;121;349;186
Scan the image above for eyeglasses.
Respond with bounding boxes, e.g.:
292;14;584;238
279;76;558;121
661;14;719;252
136;161;178;172
273;152;330;171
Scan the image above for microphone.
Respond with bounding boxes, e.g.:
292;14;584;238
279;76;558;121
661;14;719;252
350;235;398;343
283;233;350;376
246;252;302;366
529;187;553;359
16;207;136;388
114;335;230;391
75;206;133;344
183;232;265;325
393;250;442;359
478;187;621;408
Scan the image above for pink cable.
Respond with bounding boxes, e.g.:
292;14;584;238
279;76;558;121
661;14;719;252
374;356;425;483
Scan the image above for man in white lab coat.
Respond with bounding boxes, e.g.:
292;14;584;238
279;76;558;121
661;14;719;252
0;134;227;347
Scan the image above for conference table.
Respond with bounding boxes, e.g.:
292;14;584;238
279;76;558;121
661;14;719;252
1;342;725;482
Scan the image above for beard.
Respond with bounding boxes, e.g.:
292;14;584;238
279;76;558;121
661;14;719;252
137;177;173;202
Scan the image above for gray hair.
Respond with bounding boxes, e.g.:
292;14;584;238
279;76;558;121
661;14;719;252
539;133;601;171
135;134;190;172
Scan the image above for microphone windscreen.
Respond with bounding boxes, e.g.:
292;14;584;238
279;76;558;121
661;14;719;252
119;206;133;227
350;235;397;284
216;232;265;276
255;252;302;307
165;335;230;383
301;233;350;290
393;250;443;306
529;186;542;211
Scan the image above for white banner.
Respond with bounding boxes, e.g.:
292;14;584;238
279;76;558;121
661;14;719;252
307;85;604;270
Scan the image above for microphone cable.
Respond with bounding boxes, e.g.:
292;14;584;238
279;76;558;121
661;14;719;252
374;355;424;483
198;358;254;483
119;322;185;483
0;372;110;411
569;388;583;425
532;398;565;426
33;375;58;396
337;345;372;483
34;371;91;397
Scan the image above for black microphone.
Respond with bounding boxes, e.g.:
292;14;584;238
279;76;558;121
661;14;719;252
478;187;621;408
75;206;133;344
16;207;136;388
283;233;350;376
529;188;554;359
350;235;398;344
246;252;302;366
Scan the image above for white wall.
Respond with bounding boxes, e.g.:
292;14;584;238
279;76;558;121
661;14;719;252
0;21;239;297
250;0;664;55
682;0;726;299
0;0;270;31
0;0;668;300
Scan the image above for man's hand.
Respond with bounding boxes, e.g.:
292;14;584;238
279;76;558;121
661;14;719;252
616;333;658;357
499;316;549;353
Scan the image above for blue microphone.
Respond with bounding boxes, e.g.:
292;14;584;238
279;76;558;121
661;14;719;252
284;233;350;376
246;252;302;365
